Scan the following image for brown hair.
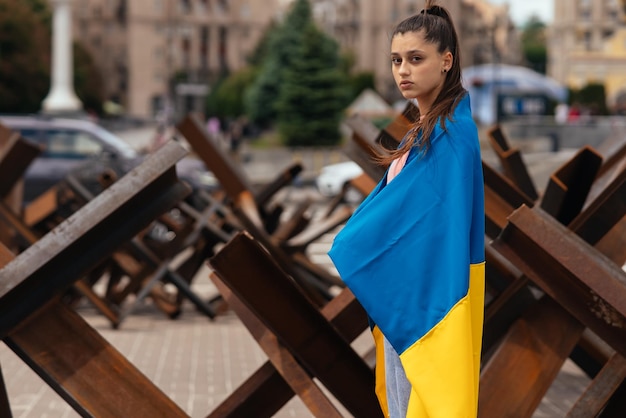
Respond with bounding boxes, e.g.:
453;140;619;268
379;0;466;165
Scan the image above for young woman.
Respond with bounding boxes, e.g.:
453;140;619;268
328;2;485;417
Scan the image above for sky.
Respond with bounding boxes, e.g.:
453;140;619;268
488;0;554;26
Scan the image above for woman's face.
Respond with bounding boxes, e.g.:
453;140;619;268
391;30;452;113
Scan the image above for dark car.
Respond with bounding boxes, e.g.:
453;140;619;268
0;115;217;204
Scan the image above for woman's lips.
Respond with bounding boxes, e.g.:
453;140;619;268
399;81;413;90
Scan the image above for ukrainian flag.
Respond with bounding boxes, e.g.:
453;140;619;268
329;94;485;417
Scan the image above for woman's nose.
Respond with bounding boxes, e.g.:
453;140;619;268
398;61;410;75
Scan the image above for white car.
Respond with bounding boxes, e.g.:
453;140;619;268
315;160;364;202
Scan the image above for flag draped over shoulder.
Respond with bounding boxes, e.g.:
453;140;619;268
328;94;485;417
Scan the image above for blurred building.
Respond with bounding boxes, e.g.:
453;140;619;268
549;0;626;110
73;0;282;119
69;0;520;119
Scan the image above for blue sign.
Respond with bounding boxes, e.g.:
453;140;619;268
497;93;549;119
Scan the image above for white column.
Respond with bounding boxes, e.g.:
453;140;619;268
42;0;82;113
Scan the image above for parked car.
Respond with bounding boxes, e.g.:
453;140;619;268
315;160;364;203
0;114;217;204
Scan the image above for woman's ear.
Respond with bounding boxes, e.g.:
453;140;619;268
442;51;453;72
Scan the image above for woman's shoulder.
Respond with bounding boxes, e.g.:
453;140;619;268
439;101;481;160
446;101;479;143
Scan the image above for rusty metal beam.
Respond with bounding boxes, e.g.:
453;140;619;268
0;201;40;244
483;161;534;238
4;300;189;417
479;297;584;417
343;115;388;181
176;116;249;199
231;192;333;305
254;162;303;208
487;125;538;201
0;244;12;417
566;353;626;417
344;135;387;182
207;284;367;417
540;146;602;225
210;272;344;418
0;124;41;199
492;205;626;359
0;234;188;417
480;152;626;416
377;100;418;148
595;130;626;180
209;231;382;418
0;140;191;338
569;160;626;246
343;114;386;149
177;115;305;239
0;362;10;418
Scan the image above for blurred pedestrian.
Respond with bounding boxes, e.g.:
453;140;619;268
150;123;169;152
228;118;243;157
555;102;568;125
568;103;581;123
206;116;221;138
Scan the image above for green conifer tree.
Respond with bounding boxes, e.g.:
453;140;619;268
276;23;349;146
244;0;313;127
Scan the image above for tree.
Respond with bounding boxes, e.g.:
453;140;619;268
0;0;51;113
570;83;609;115
74;43;105;115
276;23;349;146
347;72;376;100
24;0;50;18
244;58;282;127
245;0;350;145
244;0;313;127
520;15;547;74
206;67;257;119
246;20;278;67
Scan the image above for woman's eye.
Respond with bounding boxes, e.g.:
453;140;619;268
392;57;402;65
410;56;422;62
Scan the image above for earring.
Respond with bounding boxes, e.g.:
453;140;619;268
442;69;447;73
